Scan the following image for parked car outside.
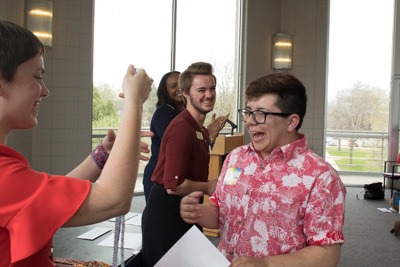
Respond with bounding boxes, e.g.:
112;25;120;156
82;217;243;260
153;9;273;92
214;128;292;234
326;137;337;146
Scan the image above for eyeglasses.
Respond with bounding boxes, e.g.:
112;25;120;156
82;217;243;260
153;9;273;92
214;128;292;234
238;109;292;124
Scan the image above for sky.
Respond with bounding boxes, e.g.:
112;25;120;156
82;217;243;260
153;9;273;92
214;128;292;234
93;0;235;90
327;0;394;100
93;0;172;87
93;0;395;101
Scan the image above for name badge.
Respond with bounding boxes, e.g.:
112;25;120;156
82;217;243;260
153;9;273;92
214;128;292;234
223;167;242;185
196;131;203;140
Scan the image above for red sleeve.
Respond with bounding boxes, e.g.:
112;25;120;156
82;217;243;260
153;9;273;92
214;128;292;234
162;122;194;190
0;149;90;263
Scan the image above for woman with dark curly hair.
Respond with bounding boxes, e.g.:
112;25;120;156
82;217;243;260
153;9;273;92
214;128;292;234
143;71;184;202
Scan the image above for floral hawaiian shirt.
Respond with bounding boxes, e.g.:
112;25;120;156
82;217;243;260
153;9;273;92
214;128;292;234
209;134;346;262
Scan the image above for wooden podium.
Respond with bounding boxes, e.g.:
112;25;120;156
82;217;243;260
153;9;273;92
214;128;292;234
204;133;244;237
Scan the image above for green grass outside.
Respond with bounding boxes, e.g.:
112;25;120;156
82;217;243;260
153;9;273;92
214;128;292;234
92;135;387;173
326;147;386;172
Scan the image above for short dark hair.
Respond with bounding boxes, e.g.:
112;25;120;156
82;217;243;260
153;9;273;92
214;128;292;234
156;71;181;107
179;62;216;95
245;72;307;130
0;20;45;82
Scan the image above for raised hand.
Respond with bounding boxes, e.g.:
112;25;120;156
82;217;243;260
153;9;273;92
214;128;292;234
119;65;152;104
207;113;230;140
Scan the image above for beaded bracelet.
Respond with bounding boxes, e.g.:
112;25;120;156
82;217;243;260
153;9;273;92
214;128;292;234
91;144;109;169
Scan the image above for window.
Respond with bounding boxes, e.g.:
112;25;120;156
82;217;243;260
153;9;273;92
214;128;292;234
93;0;239;192
326;0;394;173
175;0;238;126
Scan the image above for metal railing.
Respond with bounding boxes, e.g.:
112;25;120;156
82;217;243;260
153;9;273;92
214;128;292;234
92;126;236;177
92;129;390;178
325;130;389;175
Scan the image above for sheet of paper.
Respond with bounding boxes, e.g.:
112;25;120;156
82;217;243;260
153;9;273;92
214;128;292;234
108;212;139;222
77;227;111;240
377;208;392;213
155;225;230;267
97;233;142;250
125;213;142;226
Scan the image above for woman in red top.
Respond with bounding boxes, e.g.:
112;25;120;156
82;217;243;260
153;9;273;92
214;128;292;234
0;20;153;266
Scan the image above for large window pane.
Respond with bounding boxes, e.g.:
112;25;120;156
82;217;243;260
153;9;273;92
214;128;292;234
93;0;239;193
176;0;238;125
94;0;173;128
327;0;394;174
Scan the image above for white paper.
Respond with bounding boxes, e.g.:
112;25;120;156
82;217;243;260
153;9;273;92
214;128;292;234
377;208;392;213
125;213;142;226
108;212;139;222
97;232;142;250
76;227;111;240
155;225;230;267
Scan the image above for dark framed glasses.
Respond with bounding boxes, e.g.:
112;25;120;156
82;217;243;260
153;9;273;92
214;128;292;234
238;109;292;124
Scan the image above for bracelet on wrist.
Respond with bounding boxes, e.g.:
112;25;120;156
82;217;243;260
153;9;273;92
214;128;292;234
91;144;109;169
210;137;216;148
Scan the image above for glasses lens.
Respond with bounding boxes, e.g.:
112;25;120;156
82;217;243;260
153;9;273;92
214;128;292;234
238;110;247;121
238;109;267;124
254;111;265;124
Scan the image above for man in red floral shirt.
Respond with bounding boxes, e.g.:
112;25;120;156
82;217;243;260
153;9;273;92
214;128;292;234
181;72;345;267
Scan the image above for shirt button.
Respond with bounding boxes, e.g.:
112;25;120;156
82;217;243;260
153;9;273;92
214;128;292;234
229;251;234;255
238;220;242;225
175;175;178;179
245;190;250;195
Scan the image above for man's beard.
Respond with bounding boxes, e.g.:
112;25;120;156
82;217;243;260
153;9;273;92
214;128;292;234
188;96;214;115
